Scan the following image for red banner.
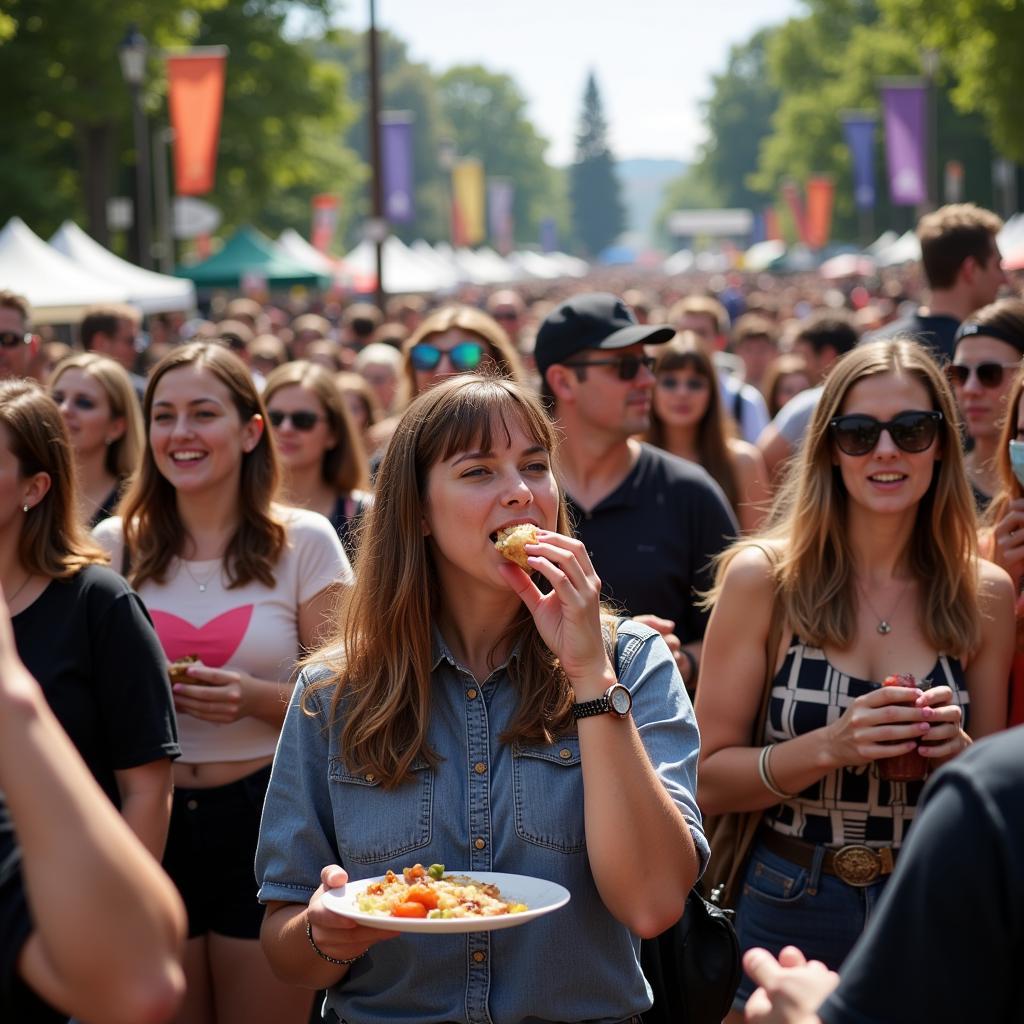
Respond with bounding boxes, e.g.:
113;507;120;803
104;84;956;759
805;177;835;249
763;206;781;242
311;194;339;253
167;49;227;196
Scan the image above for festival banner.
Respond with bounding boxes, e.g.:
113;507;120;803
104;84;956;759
881;80;927;206
310;194;339;253
763;206;781;242
452;158;485;246
805;177;835;249
841;111;878;210
539;217;558;254
166;48;228;196
780;181;808;244
380;112;415;225
487;178;515;254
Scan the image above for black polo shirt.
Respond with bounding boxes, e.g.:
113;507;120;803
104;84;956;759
565;443;738;644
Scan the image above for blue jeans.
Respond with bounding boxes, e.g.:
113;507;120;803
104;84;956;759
731;838;889;1009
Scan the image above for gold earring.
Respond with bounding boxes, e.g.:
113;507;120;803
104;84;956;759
23;504;30;513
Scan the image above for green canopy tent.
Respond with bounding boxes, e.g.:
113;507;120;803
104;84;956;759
176;226;331;290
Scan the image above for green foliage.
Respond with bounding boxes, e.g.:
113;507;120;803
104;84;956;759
568;73;624;257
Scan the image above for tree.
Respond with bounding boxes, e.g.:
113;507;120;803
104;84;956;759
568;72;624;257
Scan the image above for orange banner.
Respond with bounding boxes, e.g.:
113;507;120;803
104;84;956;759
167;49;227;196
763;206;781;242
452;158;485;247
805;176;835;249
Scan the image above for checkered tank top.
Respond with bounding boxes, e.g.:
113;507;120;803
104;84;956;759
761;637;969;849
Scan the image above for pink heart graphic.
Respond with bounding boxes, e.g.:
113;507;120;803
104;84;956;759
150;606;255;668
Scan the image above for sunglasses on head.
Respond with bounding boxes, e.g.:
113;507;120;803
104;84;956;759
564;353;657;381
0;331;30;349
656;375;708;392
410;340;485;372
829;410;943;456
945;361;1020;389
268;409;323;431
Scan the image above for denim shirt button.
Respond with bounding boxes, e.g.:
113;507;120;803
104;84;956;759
364;773;375;782
466;688;478;700
474;837;486;850
472;951;487;964
559;748;572;760
473;762;487;775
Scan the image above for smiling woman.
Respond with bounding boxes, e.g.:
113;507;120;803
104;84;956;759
256;375;708;1024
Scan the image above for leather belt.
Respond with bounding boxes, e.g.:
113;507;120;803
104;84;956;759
760;829;897;887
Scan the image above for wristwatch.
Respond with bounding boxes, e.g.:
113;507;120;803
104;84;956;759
572;682;633;720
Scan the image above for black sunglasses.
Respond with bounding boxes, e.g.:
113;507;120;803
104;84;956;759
268;409;323;431
829;410;943;456
946;361;1020;389
656;375;708;392
409;341;485;372
564;354;657;381
0;331;30;349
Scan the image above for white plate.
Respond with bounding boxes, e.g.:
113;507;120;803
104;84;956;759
322;871;571;933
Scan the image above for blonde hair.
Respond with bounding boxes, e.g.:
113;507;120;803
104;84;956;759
0;380;107;578
263;361;370;493
399;305;525;406
707;339;981;657
119;343;285;589
305;375;573;788
50;353;143;479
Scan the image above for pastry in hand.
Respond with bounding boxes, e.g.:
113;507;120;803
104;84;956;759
168;654;200;684
493;524;539;571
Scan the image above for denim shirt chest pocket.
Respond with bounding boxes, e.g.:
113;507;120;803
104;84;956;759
512;736;585;853
328;756;433;866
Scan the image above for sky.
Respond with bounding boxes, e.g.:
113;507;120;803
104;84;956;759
337;0;804;166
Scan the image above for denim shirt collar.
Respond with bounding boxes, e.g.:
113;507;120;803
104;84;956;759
430;623;523;677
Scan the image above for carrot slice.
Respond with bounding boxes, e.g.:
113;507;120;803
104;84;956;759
392;901;428;918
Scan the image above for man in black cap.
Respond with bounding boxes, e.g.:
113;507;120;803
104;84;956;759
537;292;737;692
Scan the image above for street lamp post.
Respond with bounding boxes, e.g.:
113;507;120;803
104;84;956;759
119;25;153;269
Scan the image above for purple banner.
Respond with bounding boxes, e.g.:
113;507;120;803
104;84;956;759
487;178;515;254
539;217;558;254
881;83;926;206
380;113;415;224
841;111;877;210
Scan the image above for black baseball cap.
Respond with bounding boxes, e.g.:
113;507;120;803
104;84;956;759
534;292;675;380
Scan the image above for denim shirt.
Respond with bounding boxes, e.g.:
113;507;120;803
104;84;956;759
256;619;708;1024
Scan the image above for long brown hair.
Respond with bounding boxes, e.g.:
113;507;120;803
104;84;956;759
0;380;107;578
985;364;1024;528
50;352;144;479
646;333;741;511
706;339;982;657
305;375;573;788
119;342;285;589
263;361;370;493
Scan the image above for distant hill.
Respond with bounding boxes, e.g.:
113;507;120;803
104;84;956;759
616;158;687;244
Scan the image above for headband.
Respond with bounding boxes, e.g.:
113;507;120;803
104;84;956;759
954;320;1024;353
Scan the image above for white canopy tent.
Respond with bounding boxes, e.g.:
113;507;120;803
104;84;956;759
875;229;921;267
0;218;129;323
49;221;196;314
276;229;340;278
341;237;459;294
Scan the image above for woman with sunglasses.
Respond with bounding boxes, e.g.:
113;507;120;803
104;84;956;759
49;353;144;529
256;375;707;1024
695;339;1013;1021
946;299;1024;511
646;334;770;532
263;362;372;557
93;343;353;1024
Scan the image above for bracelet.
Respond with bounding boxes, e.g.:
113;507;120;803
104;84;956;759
306;917;366;967
758;744;796;800
680;648;698;685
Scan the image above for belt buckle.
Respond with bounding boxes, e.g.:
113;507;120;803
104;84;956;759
832;844;881;886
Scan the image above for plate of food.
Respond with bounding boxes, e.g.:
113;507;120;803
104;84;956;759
322;863;570;933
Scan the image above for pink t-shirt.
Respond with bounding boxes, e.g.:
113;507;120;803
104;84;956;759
94;506;352;763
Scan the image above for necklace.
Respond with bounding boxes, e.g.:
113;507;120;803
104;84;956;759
181;559;222;593
857;576;913;635
4;571;33;607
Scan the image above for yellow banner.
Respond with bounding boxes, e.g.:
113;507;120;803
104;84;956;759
452;158;485;246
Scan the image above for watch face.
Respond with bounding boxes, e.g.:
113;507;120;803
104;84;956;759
609;685;632;715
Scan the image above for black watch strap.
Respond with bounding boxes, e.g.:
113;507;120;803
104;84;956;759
572;695;611;719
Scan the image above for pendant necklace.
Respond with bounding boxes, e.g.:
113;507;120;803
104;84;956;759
857;576;912;635
182;559;221;593
4;571;33;608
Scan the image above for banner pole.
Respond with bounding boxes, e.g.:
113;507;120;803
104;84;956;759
368;0;385;310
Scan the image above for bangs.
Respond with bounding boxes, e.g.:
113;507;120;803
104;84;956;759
432;380;555;464
657;350;706;375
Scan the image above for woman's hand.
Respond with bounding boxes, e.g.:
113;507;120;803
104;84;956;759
823;683;933;769
306;865;399;963
498;530;610;687
914;686;968;761
171;661;255;724
743;946;836;1024
991;499;1024;582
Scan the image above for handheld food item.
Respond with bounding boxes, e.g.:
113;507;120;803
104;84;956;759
168;654;200;684
494;523;539;570
878;672;929;782
357;864;528;919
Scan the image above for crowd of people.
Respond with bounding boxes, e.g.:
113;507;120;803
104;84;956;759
1;200;1022;1024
